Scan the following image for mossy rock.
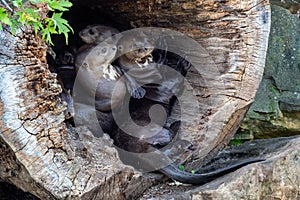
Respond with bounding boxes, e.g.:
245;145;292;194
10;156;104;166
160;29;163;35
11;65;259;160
238;5;300;139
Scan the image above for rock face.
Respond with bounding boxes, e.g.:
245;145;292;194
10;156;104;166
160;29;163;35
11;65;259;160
139;136;300;199
239;5;300;139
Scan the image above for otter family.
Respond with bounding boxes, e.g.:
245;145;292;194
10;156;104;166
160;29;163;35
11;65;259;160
48;24;264;185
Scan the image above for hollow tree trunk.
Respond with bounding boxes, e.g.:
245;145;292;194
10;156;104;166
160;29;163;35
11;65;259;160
84;0;271;169
0;0;270;199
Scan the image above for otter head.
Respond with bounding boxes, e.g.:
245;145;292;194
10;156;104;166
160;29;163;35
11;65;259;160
79;25;120;44
57;47;77;65
82;42;117;71
118;34;154;61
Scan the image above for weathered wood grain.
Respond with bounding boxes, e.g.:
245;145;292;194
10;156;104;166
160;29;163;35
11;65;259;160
0;28;139;199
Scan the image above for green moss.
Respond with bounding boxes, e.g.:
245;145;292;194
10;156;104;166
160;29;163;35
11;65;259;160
229;139;244;146
240;5;300;139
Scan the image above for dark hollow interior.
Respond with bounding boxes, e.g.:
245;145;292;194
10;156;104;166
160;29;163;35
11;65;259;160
50;4;130;54
47;2;194;155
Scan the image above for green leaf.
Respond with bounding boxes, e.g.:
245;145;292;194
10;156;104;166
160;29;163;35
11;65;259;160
52;12;73;33
31;21;43;34
0;8;12;26
41;28;54;45
51;12;73;44
16;8;39;25
190;170;195;174
10;18;20;34
12;0;23;8
15;12;27;25
178;165;185;171
0;1;73;44
48;0;72;11
24;8;39;22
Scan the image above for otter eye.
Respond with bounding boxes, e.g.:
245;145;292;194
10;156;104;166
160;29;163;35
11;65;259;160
118;45;123;51
89;29;95;35
82;62;88;69
101;47;107;54
64;54;73;63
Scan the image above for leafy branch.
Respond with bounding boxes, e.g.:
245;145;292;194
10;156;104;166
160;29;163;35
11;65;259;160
0;0;73;45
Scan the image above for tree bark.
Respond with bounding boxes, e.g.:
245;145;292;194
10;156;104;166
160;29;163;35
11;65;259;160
0;28;142;199
0;0;271;199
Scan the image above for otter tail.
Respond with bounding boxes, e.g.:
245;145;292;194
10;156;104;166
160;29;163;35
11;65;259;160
160;158;264;185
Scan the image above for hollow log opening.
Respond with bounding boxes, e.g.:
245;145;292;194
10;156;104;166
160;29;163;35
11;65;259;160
49;4;212;164
49;0;271;187
50;0;270;168
0;0;271;199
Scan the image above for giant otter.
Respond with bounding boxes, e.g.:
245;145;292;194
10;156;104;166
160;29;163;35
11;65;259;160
79;24;120;44
75;42;126;111
112;32;265;185
47;46;76;120
117;32;189;104
74;41;126;134
112;91;265;185
58;27;265;184
117;32;161;99
56;65;76;120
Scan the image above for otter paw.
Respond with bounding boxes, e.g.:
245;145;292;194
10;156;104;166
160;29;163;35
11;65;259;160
130;87;146;99
103;65;120;80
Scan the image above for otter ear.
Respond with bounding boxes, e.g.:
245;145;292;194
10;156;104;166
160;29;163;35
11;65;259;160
113;32;122;40
105;37;115;44
82;62;89;69
118;45;123;52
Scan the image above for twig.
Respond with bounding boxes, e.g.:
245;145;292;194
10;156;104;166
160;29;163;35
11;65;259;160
1;0;13;13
